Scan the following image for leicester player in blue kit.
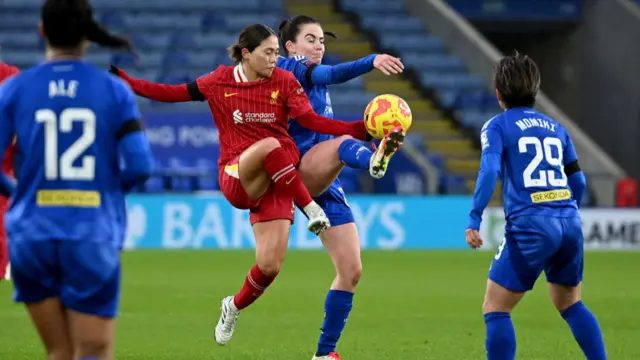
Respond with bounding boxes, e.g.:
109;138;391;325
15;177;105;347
0;0;153;359
466;52;607;360
276;16;406;360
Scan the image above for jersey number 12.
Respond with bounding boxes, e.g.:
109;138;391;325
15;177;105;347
36;108;96;181
518;136;567;188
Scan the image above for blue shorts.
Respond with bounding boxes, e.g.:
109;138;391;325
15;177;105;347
489;215;584;292
312;179;355;227
9;240;121;318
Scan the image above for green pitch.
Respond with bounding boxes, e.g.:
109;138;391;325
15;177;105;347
1;251;638;359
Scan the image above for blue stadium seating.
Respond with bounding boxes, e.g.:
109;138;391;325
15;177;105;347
0;0;462;195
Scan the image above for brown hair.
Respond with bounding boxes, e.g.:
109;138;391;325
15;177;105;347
227;24;277;63
494;51;541;108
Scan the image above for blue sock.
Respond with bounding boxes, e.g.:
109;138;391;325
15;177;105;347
561;301;607;359
338;139;372;170
484;312;516;360
316;290;353;356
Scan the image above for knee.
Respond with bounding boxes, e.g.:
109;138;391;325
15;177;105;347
256;254;284;277
338;262;363;288
338;135;354;143
260;137;282;151
75;339;110;359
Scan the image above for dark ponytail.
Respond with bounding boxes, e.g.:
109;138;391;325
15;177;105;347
42;0;134;53
87;20;133;52
277;15;336;56
227;24;276;63
226;43;243;63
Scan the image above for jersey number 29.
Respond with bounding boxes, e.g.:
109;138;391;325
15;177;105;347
36;108;96;181
518;136;567;188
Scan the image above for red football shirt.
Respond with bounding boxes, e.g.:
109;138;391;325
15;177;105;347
0;63;18;177
196;65;314;166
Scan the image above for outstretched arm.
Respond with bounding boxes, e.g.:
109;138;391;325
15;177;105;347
109;66;205;103
291;54;403;86
295;110;370;141
309;55;376;85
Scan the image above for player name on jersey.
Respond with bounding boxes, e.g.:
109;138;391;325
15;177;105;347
515;117;557;132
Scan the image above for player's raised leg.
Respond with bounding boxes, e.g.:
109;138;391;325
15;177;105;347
215;138;326;345
299;130;404;195
313;223;361;360
239;137;328;233
546;216;606;360
299;135;361;196
368;126;405;179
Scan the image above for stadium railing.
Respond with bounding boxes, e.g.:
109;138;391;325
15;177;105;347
402;0;627;206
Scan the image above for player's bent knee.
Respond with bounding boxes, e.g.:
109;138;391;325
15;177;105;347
339;263;362;288
257;137;282;151
256;261;281;277
549;283;581;312
75;339;110;359
482;280;524;314
337;135;354;143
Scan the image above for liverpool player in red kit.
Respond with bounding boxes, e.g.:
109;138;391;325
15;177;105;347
0;62;18;281
111;24;370;345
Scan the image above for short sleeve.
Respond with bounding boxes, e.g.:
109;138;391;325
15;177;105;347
563;130;578;165
480;118;503;155
283;72;312;119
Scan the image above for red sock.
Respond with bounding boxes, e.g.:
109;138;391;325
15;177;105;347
233;264;277;310
264;147;313;208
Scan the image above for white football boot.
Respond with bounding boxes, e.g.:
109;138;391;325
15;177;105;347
369;126;405;179
303;201;330;235
214;296;240;345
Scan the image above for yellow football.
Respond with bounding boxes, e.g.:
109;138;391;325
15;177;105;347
363;94;412;139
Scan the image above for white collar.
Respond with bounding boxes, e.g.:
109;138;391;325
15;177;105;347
233;64;248;83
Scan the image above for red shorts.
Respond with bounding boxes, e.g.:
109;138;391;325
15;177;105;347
218;156;295;225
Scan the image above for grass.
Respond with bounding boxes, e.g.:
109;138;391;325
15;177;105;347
1;250;638;359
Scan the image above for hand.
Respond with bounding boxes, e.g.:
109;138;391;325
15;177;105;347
465;228;483;249
109;65;121;77
373;54;404;75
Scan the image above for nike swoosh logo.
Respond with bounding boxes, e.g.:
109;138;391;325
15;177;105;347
224;93;237;97
285;175;296;185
